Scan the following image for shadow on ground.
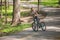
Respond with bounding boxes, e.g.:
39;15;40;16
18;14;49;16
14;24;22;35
3;28;60;40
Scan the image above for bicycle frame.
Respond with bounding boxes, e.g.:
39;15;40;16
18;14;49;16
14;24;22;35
32;17;46;31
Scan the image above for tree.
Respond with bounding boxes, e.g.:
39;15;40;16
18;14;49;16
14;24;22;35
58;0;60;5
0;0;2;18
5;0;8;23
38;0;39;12
12;0;21;26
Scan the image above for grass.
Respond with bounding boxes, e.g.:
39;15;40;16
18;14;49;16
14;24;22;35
21;11;30;17
0;6;31;36
0;7;31;36
20;0;28;1
30;2;58;4
30;1;58;6
1;6;30;18
41;0;58;2
0;23;31;36
2;23;31;33
2;11;30;18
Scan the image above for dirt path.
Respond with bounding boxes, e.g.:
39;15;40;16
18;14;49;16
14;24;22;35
0;26;60;40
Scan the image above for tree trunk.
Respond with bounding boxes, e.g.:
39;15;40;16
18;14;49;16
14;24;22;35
38;0;40;14
58;0;60;6
38;0;39;12
0;0;2;18
58;0;60;5
8;0;9;8
5;0;8;23
12;0;21;26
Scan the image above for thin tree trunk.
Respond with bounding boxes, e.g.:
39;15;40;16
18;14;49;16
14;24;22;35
5;0;8;23
58;0;60;5
0;0;2;18
8;0;9;8
12;0;21;26
38;0;39;13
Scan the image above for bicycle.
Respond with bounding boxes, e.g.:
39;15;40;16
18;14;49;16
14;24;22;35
32;17;46;32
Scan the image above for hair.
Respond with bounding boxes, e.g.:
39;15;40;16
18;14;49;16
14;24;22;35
31;7;34;11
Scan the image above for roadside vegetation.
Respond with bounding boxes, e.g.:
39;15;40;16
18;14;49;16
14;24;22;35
0;5;31;36
30;0;58;7
0;23;31;37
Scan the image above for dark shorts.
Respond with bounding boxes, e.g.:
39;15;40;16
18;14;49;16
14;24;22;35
33;16;40;23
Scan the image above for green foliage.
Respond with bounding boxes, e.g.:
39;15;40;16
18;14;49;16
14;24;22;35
30;0;58;6
31;2;58;5
41;0;58;2
20;0;29;1
2;11;30;18
2;6;13;14
21;11;30;17
40;2;58;6
0;23;31;34
1;6;30;17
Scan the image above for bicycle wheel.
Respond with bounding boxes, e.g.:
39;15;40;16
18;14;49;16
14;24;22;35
32;19;38;32
41;22;46;31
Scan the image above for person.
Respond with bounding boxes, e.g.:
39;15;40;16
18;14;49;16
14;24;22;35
31;7;40;23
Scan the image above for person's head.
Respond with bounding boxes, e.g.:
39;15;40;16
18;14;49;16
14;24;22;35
31;7;34;11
